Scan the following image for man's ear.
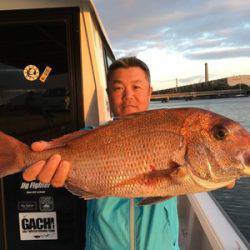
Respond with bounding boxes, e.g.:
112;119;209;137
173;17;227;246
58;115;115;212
148;86;153;102
149;86;153;95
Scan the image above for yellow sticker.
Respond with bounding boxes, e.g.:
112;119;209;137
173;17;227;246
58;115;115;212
40;66;52;83
23;65;40;81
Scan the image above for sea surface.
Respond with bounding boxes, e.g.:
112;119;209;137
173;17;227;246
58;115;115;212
150;97;250;244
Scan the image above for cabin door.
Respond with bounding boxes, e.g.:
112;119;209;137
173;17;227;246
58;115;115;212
0;7;85;250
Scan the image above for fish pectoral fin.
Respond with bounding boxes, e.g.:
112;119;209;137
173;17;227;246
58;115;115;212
138;196;173;206
65;182;97;200
170;166;188;184
116;168;179;188
115;164;183;189
147;164;188;184
147;168;178;178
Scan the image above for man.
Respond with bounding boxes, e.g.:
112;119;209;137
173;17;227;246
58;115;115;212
23;57;179;250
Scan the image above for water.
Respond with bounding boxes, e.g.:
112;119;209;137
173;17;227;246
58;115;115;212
150;97;250;243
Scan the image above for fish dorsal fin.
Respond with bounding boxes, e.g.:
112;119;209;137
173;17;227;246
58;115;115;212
138;196;173;206
113;110;155;121
65;181;97;200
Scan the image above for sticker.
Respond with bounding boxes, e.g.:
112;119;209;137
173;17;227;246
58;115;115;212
39;196;54;212
23;65;40;81
18;201;37;212
20;181;50;195
40;66;52;83
19;212;58;240
20;181;50;190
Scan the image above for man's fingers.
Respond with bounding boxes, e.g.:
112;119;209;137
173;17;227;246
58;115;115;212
22;154;69;188
31;141;50;152
23;161;46;181
226;180;236;189
37;154;62;183
51;161;71;188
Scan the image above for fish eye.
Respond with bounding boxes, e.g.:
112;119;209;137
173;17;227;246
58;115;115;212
212;125;228;140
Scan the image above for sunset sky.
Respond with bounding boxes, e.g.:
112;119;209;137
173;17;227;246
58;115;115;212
93;0;250;90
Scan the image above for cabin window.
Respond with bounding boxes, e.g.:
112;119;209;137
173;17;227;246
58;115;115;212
93;22;111;121
104;48;114;70
0;7;86;250
0;8;82;143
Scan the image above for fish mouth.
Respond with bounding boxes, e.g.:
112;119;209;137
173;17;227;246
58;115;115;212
237;149;250;176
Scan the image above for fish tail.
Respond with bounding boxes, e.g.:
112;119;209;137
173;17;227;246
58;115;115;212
0;131;29;178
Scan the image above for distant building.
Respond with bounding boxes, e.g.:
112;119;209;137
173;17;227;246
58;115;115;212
227;75;250;86
153;75;250;95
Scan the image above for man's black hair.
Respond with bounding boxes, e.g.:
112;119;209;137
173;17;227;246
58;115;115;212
107;56;151;84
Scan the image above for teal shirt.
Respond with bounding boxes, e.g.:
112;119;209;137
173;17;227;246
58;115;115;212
85;197;179;250
82;127;179;249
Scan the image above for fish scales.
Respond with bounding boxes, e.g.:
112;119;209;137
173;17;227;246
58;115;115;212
0;108;250;204
67;127;186;197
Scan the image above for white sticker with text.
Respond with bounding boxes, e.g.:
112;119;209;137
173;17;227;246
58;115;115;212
19;212;58;240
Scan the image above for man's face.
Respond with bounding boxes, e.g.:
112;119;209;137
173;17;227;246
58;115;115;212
108;67;152;117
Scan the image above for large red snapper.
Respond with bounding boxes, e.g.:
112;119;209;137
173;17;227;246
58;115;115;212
0;108;249;205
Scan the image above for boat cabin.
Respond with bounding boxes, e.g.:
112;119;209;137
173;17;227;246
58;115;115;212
0;1;114;249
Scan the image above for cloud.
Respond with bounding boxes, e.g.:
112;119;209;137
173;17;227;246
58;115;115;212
93;0;250;60
185;47;250;60
92;1;250;89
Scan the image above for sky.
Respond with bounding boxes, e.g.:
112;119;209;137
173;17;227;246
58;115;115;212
93;0;250;90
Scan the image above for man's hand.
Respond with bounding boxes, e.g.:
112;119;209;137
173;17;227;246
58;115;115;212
22;141;70;187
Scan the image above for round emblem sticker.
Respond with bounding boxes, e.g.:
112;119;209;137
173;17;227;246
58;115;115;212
23;65;40;81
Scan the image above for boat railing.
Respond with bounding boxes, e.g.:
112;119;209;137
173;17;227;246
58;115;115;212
179;192;250;250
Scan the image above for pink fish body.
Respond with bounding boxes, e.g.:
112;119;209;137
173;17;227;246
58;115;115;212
0;108;249;205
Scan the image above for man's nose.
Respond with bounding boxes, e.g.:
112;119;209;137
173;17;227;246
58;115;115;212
123;88;133;99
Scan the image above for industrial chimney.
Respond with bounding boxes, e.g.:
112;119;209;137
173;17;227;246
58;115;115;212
205;63;209;83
